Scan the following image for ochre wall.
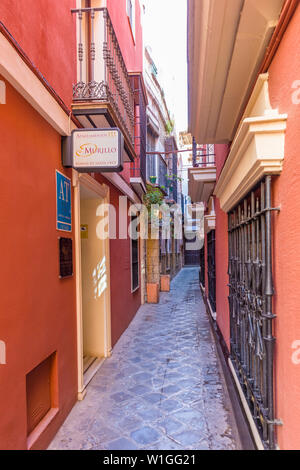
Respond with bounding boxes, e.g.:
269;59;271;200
107;0;143;73
267;5;300;450
0;0;77;107
214;144;230;349
0;77;77;450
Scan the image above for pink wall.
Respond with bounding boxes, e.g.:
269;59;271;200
0;0;76;107
214;145;230;348
107;0;143;72
266;5;300;450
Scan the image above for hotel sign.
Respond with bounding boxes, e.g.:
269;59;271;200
63;128;124;173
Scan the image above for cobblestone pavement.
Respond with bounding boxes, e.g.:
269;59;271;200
49;268;241;450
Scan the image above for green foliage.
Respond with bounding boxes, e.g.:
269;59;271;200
165;119;175;135
143;184;164;213
165;174;183;191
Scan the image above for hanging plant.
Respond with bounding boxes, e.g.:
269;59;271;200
143;184;164;214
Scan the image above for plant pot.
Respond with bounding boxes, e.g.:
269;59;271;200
149;176;157;184
147;283;160;304
160;275;170;292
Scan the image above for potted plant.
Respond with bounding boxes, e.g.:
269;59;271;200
149;176;157;184
143;184;164;214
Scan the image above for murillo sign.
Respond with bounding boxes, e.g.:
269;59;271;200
63;128;124;172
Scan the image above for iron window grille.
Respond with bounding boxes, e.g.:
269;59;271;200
207;230;216;312
228;176;280;450
200;246;205;287
131;215;139;292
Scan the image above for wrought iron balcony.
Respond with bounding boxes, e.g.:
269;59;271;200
71;7;135;156
189;143;216;204
130;73;147;197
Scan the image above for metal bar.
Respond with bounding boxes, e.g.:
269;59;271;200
228;176;277;450
264;175;276;450
90;9;95;82
78;10;83;83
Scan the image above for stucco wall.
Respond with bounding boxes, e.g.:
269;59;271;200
0;0;77;107
107;0;143;73
267;5;300;451
0;76;77;450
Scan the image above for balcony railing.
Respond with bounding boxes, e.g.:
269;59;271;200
72;7;135;145
130;74;147;185
193;154;216;168
192;142;215;168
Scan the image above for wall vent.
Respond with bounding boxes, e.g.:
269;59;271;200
26;353;57;436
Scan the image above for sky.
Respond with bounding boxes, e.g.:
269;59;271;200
142;0;188;134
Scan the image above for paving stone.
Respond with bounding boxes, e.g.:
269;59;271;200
110;392;132;403
132;372;153;383
142;392;166;405
105;438;139;450
171;430;205;447
161;384;182;396
115;415;144;433
130;426;161;445
49;268;241;451
137;407;162;422
170;409;207;431
158;417;183;435
128;384;151;396
158;399;182;413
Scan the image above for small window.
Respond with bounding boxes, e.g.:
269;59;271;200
131;215;139;292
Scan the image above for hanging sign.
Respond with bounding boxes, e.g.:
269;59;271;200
63;128;124;173
56;171;72;232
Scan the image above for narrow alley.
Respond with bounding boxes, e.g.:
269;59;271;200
49;268;241;451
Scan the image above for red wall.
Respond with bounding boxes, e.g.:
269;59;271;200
0;77;77;450
0;0;77;107
267;5;300;450
214;145;231;349
107;0;143;72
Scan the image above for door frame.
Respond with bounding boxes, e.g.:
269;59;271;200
72;170;112;400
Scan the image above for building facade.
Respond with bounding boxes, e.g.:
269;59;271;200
0;0;147;450
188;0;300;450
143;47;183;303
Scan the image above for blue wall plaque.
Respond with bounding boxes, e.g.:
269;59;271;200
56;171;72;232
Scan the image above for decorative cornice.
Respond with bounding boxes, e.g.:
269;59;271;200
214;114;287;213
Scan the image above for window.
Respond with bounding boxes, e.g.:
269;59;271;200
131;215;139;292
127;0;135;39
228;176;277;449
207;230;216;312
